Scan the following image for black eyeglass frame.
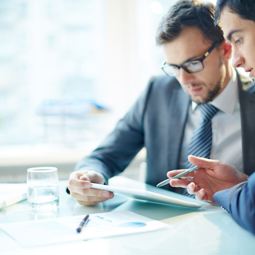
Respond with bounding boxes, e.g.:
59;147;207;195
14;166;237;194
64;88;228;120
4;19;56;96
161;41;220;76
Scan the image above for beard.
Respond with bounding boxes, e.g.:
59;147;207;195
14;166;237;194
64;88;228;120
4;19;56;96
189;79;222;104
199;81;222;103
192;59;226;103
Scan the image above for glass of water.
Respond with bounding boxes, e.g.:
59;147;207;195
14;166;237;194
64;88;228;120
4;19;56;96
27;167;59;210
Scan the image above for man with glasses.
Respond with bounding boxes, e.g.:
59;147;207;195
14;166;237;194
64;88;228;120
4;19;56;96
161;41;219;78
67;0;255;206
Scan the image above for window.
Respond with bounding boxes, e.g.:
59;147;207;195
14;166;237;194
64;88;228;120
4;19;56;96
1;0;211;147
0;0;105;145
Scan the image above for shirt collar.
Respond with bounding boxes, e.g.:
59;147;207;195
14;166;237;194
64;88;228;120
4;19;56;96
192;70;238;114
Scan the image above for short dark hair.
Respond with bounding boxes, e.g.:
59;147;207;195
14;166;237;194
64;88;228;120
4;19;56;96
215;0;255;22
156;0;224;45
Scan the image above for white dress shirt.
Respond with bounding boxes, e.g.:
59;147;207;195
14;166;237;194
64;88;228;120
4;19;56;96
179;71;243;172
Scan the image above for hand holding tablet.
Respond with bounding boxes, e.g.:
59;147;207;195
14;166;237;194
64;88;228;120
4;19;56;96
90;182;205;208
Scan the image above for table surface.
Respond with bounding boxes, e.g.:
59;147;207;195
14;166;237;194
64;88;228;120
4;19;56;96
1;176;255;255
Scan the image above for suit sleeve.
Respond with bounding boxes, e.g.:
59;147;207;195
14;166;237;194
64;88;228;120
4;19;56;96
74;78;155;180
213;173;255;235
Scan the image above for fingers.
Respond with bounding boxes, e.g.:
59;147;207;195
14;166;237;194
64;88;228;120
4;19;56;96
72;190;114;206
69;185;114;206
188;155;219;170
79;170;105;184
169;178;192;188
167;170;184;178
68;170;104;192
188;187;212;202
186;182;197;194
186;183;209;201
194;188;207;200
167;169;195;188
68;175;91;194
68;170;112;206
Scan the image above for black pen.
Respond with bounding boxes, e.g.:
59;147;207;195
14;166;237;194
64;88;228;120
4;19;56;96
76;214;90;234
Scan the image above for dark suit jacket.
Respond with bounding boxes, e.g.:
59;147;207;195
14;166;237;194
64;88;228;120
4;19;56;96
76;74;255;188
214;173;255;235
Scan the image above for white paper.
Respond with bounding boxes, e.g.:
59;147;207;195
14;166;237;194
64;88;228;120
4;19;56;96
0;184;27;209
0;211;167;247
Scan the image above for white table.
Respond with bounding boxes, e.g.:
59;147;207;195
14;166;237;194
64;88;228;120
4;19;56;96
1;176;255;255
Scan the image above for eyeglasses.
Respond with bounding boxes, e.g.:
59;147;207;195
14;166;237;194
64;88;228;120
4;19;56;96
161;41;219;77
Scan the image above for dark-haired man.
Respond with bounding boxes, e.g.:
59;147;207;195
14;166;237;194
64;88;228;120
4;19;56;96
168;0;255;235
67;0;255;206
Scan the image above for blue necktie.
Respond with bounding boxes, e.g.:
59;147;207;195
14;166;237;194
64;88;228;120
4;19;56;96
186;104;219;168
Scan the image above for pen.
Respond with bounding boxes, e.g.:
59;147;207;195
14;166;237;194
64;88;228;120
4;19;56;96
76;214;90;234
156;166;198;188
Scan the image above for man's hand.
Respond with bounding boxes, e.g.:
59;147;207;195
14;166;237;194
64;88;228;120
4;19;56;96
167;155;248;201
68;170;113;206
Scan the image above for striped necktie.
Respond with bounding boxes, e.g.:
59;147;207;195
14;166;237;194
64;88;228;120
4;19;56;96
186;103;219;168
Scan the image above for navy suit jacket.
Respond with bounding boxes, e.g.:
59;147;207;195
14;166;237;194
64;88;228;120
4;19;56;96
214;173;255;235
76;75;255;189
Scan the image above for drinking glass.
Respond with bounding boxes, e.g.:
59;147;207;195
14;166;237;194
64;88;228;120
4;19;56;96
27;167;59;210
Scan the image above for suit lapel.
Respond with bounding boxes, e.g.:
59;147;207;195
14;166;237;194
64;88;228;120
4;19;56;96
167;88;190;170
238;74;255;175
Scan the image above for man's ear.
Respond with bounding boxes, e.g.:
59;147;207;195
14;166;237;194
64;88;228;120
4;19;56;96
220;41;232;59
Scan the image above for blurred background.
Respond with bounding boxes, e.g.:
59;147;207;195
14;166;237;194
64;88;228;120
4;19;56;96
0;0;216;181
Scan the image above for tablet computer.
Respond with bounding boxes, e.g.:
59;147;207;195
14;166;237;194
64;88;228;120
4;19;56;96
91;182;205;208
